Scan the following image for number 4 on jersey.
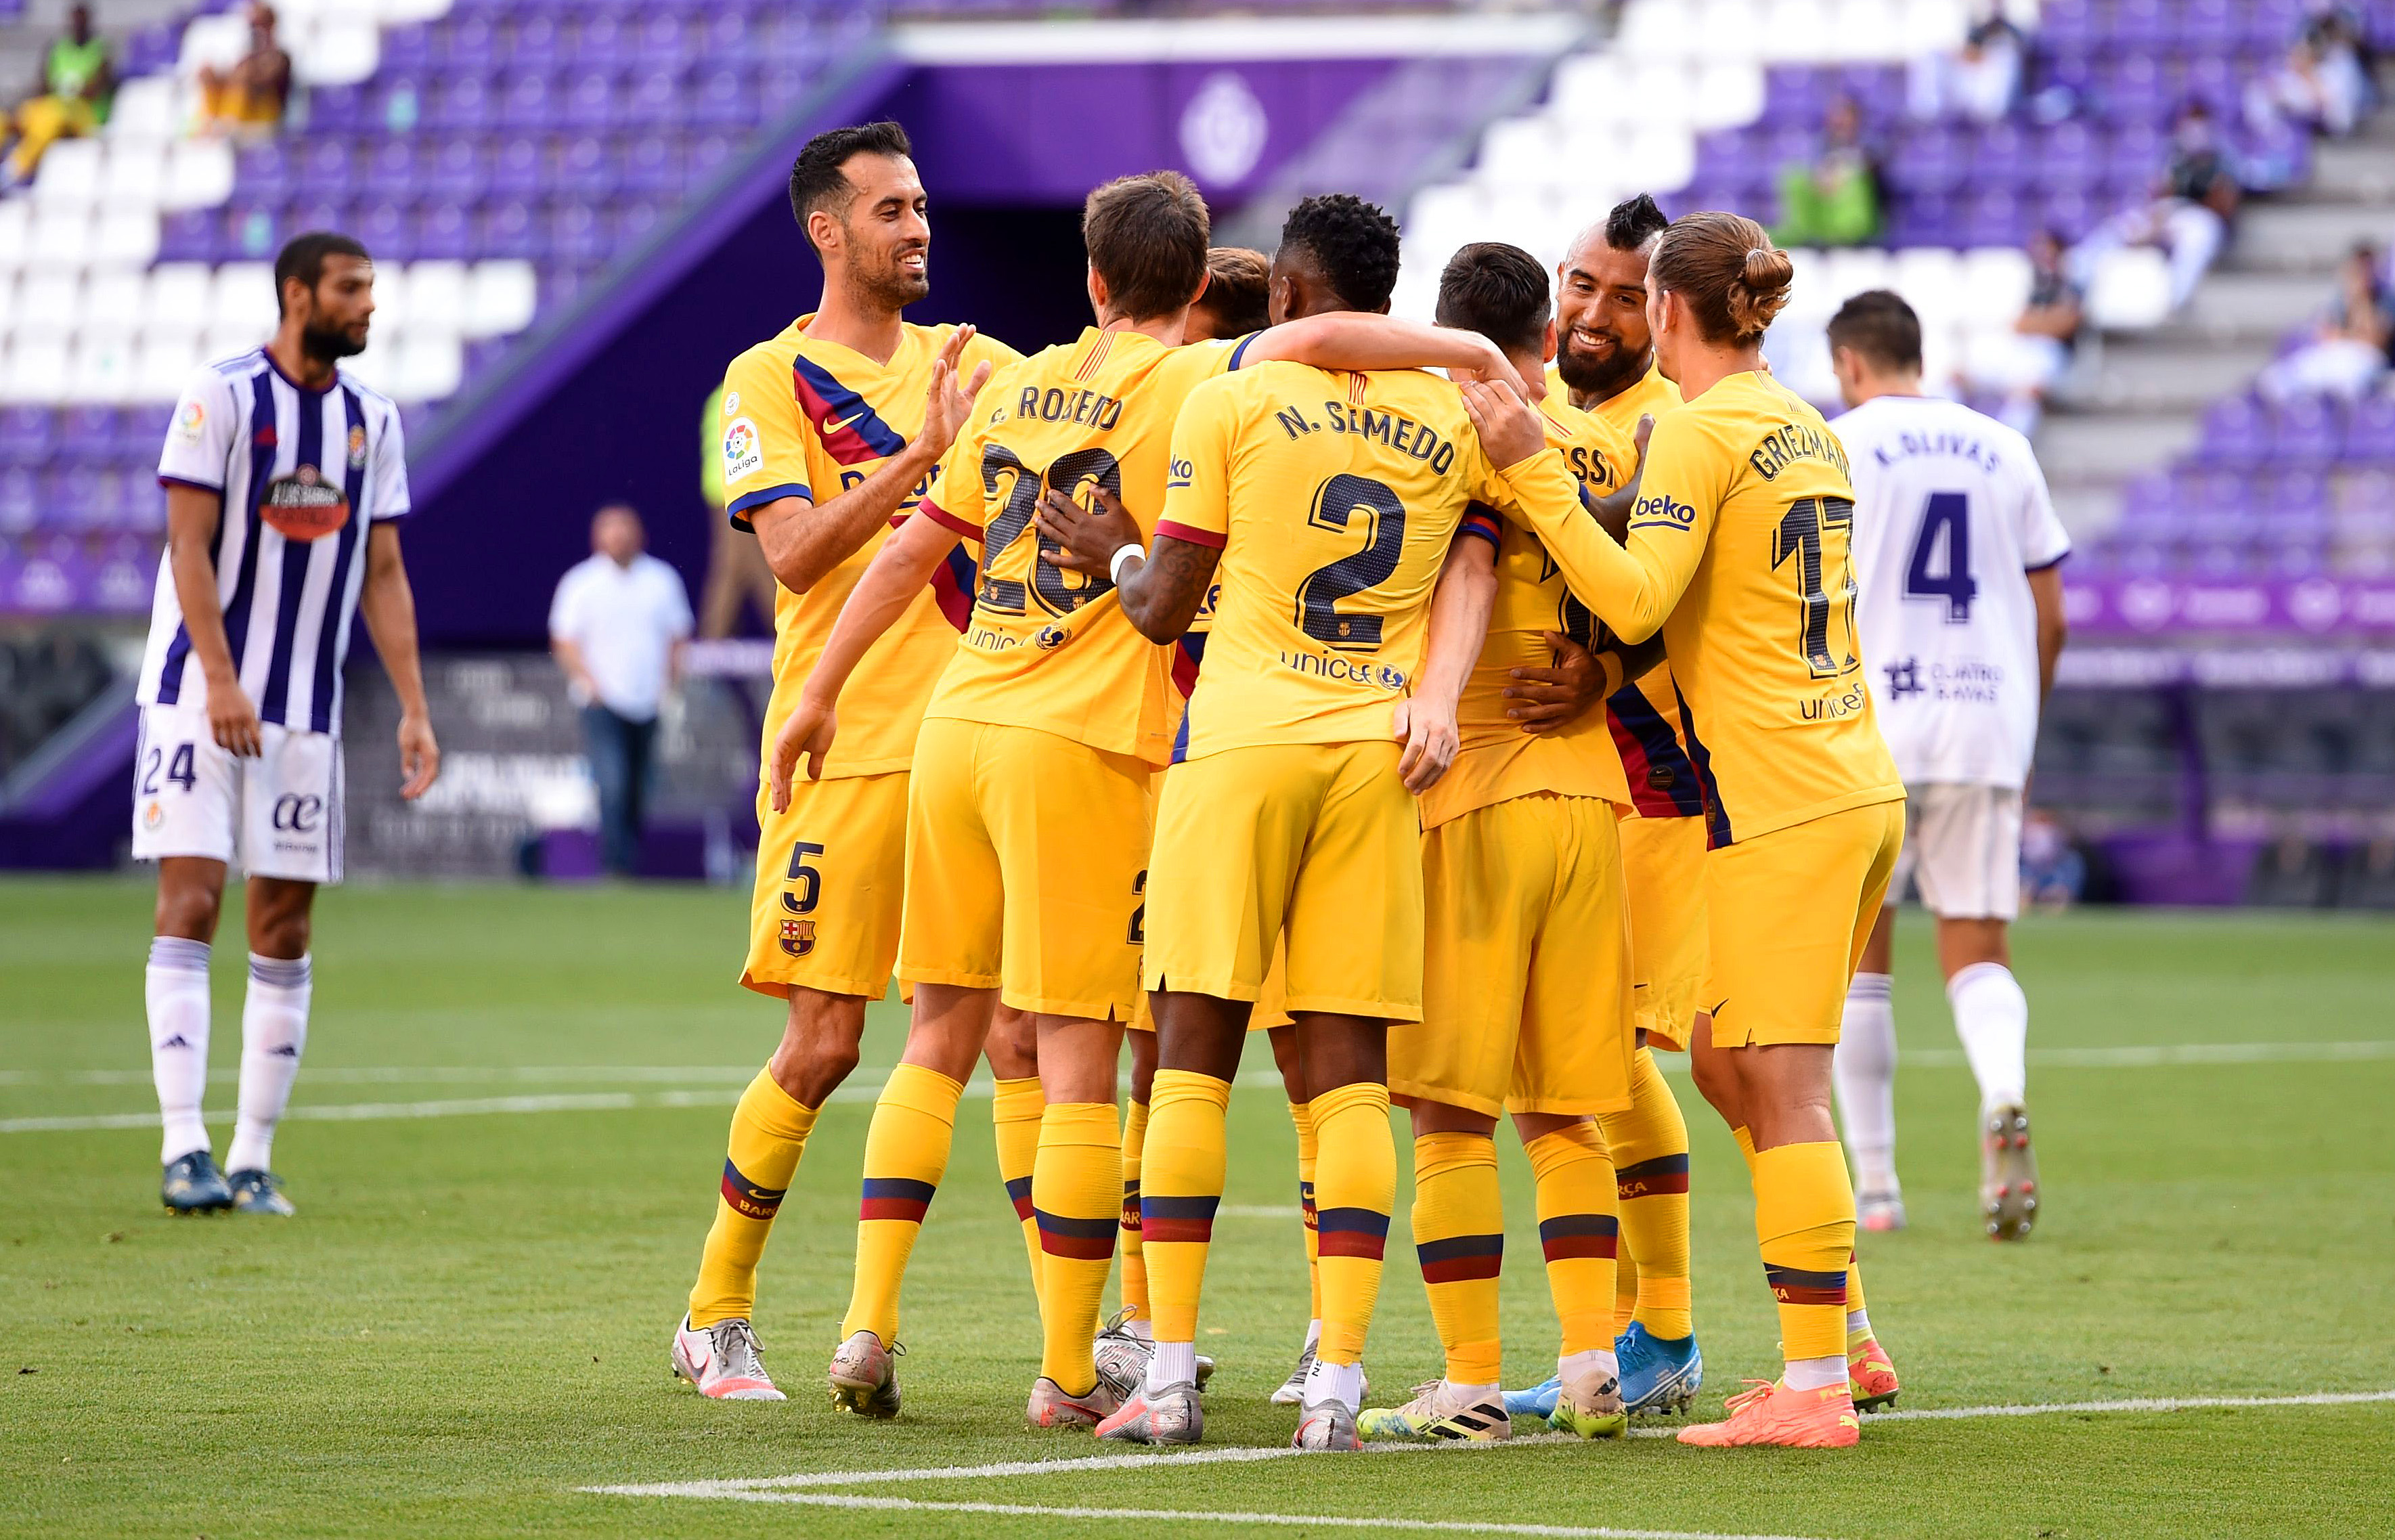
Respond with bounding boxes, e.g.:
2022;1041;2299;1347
1906;491;1978;623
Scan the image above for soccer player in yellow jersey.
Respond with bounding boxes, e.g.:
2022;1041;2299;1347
669;121;1028;1406
1039;195;1590;1451
769;180;1529;1428
1462;211;1905;1450
1355;242;1646;1446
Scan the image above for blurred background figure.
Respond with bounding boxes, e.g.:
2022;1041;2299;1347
1962;227;2084;437
1188;245;1271;340
2258;242;2390;402
697;384;778;640
2070;101;2241;313
1772;94;1882;248
196;1;290;139
2019;811;2085;912
7;1;112;183
550;505;693;877
1908;3;2024;125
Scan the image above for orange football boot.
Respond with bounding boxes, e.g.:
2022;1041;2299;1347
1846;1328;1900;1411
1676;1379;1860;1448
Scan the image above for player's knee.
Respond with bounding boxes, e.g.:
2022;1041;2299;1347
1412;1098;1497;1139
771;992;865;1103
249;908;310;961
1688;1045;1741;1126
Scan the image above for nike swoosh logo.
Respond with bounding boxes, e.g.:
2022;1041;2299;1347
823;412;865;434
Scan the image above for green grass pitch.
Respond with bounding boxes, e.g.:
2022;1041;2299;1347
2;876;2392;1539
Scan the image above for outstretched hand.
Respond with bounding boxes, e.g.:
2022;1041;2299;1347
1036;483;1142;577
766;694;839;809
919;325;994;460
1458;378;1549;468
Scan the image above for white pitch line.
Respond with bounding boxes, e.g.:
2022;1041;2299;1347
642;1491;1822;1540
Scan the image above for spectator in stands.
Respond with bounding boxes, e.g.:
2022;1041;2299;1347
2071;101;2239;313
1187;246;1271;340
2248;30;2369;139
550;505;694;878
1907;3;2025;125
1771;94;1883;249
2019;810;2085;911
2258;242;2392;403
6;2;112;185
697;384;777;638
1964;227;2084;436
197;1;291;139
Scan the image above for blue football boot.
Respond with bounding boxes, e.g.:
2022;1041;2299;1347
161;1150;232;1214
1501;1376;1561;1420
227;1168;295;1216
1616;1320;1703;1416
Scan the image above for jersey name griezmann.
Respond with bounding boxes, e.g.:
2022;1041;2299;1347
1746;422;1851;481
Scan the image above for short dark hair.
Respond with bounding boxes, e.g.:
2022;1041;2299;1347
1825;288;1924;372
1277;193;1401;313
1604;193;1669;254
1082;171;1211;322
1193;247;1271;336
788;121;913;242
1434;242;1550;357
273;232;372;317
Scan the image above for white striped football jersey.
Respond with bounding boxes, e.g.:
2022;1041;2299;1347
1835;393;2069;790
139;349;410;737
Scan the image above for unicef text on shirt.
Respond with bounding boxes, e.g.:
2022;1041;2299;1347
1275;650;1407;692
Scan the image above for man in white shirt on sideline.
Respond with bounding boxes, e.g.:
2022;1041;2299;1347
550;504;694;877
1827;290;2071;1244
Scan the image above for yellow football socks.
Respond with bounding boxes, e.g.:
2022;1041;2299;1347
1752;1139;1857;1363
991;1076;1045;1299
1118;1097;1149;1325
839;1062;962;1348
1032;1101;1120;1396
1141;1070;1230;1343
1310;1080;1396;1367
687;1068;818;1329
1291;1099;1322;1325
1525;1120;1620;1359
1598;1046;1694;1340
1412;1130;1506;1385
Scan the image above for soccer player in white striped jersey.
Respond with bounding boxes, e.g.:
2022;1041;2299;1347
136;232;439;1218
1826;290;2069;1242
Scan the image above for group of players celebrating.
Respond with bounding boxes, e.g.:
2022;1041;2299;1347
667;115;2068;1453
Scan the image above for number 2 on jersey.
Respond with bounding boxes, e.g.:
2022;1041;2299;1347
1905;490;1978;622
1773;495;1860;678
1293;473;1407;651
976;445;1122;617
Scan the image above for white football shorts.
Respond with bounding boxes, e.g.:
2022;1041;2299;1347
130;701;345;885
1889;782;2021;922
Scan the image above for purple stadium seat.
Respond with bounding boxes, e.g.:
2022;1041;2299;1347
687;133;737;184
2272;397;2344;466
561;69;619;130
507;14;563;69
1888;125;1969;195
484;200;546;261
420;201;477;261
623;66;685;129
312;83;370;132
2345;396;2395;464
0;469;37;535
617;134;681;196
2034;121;2101;194
570;12;633;68
355;200;416;261
693;66;758;131
41;468;94;529
238;141;295;202
2111;0;2170;50
616;200;666;246
491;135;546;199
158;210;224;263
1961;189;2023;248
383;22;431;70
123;21;179;75
431;14;496;66
366;136;424;194
636;14;695;62
0;408;54;468
433;75;494;132
702;11;752;55
286;198;346;240
424;136;489;202
499;70;558;131
550;203;608;265
299;137;353;185
2040;0;2095;51
2183;0;2239;53
58;408;123;470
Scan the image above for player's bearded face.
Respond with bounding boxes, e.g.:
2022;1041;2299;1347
1554;242;1653;399
299;258;375;362
836;156;933;309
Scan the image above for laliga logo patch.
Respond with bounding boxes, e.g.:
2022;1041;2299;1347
175;401;206;443
141;800;164;831
1633;492;1696;527
779;917;816;957
347;423;368;470
1035;624;1069;651
722;417;763;481
261;466;351;542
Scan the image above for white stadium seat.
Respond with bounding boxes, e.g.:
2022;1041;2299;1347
2085;247;2173;330
1828;0;1902;62
66;334;140;403
0;200;27;269
179;13;252;73
134;333;202;401
1691;61;1767;130
24;208;94;271
1763;0;1837;64
292;16;382;87
1694;0;1767;63
16;273;86;344
1;338;70;403
1618;0;1702;63
407;260;471;336
101;141;168;210
202;324;268;363
368;263;413;338
1902;0;1971;55
105;76;184;142
93;211;162;271
393;334;464;402
208;263;280;338
143;265;215;338
32;139;104;206
1958;246;2036;327
82;271;147;340
1625;125;1697;192
160;141;236;213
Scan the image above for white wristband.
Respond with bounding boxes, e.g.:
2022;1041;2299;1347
1108;543;1146;586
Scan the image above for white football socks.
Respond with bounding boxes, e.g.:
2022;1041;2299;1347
145;936;213;1164
1832;971;1898;1194
1558;1346;1620;1386
225;953;311;1174
1784;1355;1847;1392
1948;961;2029;1115
1303;1355;1365;1410
1147;1340;1197;1393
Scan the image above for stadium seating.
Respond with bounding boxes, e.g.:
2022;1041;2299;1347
0;0;873;613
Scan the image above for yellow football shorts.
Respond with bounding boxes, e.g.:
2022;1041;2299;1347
1620;812;1708;1053
1398;793;1635;1118
1145;739;1422;1021
1128;933;1290;1032
898;717;1149;1021
742;769;909;1000
1700;799;1905;1048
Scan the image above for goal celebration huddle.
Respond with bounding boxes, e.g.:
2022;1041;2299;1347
657;116;2067;1454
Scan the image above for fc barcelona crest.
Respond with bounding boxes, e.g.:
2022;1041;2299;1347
779;917;817;957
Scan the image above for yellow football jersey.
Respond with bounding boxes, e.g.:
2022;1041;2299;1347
1160;364;1581;759
717;316;1022;778
1579;361;1682;442
1514;369;1902;845
1420;395;1636;830
919;327;1244;766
